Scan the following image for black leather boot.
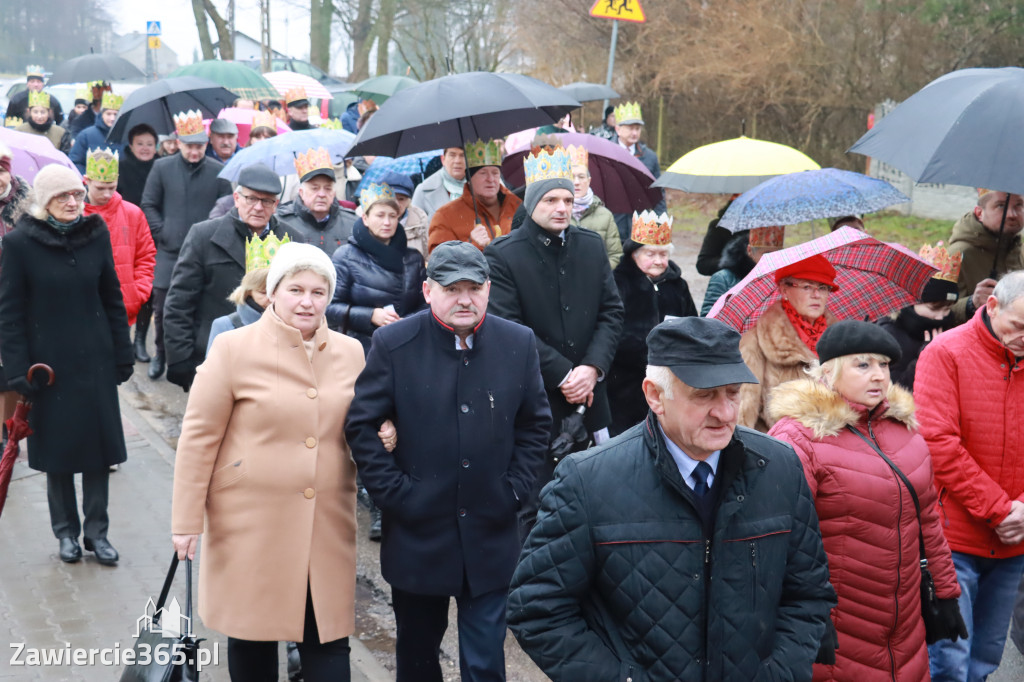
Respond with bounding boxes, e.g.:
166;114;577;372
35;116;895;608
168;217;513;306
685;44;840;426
83;537;119;565
369;502;382;541
148;353;165;380
59;537;82;563
133;318;151;363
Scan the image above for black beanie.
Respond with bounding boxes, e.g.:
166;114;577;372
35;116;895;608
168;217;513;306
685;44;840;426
816;320;902;365
921;277;959;303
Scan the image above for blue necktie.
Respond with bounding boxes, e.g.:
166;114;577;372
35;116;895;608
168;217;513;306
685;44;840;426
692;461;713;498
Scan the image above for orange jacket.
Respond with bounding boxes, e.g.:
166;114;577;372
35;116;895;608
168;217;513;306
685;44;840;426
84;192;156;326
427;186;521;254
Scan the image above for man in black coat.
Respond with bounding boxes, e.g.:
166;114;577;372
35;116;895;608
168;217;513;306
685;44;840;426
4;67;64;125
275;148;355;256
508;318;837;680
141;121;232;379
163;163;289;391
346;241;551;682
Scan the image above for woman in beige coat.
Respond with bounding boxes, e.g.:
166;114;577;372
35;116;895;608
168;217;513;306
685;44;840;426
171;242;366;681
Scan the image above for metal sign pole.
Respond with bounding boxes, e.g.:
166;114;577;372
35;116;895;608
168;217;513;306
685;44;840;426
601;20;619;115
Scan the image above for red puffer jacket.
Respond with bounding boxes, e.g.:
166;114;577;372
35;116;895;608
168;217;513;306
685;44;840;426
84;192;156;326
769;379;960;682
915;308;1024;559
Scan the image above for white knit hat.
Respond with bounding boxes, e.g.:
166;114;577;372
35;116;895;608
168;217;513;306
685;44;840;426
30;164;84;220
267;242;337;301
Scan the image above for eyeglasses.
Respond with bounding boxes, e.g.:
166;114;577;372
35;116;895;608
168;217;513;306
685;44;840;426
784;281;831;295
237;192;277;209
54;190;86;204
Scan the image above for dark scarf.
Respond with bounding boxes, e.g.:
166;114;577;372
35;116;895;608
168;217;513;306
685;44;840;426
289;119;314;131
352;217;407;274
895;306;957;341
28;117;54;133
781;298;828;353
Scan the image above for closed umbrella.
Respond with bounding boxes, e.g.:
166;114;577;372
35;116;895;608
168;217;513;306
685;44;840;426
46;53;145;85
218;128;356;181
352;75;418;105
105;77;239;144
263;71;334;100
558;82;619;103
169;61;280;100
0;364;54;519
654;136;820;194
0;128;79;183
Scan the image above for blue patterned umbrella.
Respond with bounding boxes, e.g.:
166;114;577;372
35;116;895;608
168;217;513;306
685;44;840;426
218;128;356;182
718;168;909;232
357;150;441;192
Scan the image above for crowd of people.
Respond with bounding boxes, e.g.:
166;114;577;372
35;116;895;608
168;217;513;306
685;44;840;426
2;62;1024;682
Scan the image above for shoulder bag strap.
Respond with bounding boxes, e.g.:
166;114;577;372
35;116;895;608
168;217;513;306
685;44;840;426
154;553;195;623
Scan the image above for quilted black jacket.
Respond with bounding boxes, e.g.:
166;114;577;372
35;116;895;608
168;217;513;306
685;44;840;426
508;413;836;681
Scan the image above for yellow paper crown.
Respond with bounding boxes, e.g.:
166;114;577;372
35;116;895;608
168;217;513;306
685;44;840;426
85;148;119;182
464;138;502;168
524;146;573;186
319;118;342;130
101;92;123;111
246;233;290;272
567;144;588;168
173;110;204;137
631;210;674;246
26;65;44;79
251;110;276;130
919;241;962;283
359;182;395;211
27;91;50;109
614;101;643;125
749;226;785;248
285;87;308;105
75;87;91;101
294;147;333;179
4;117;23;129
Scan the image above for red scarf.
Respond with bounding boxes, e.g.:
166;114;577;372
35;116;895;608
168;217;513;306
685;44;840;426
781;298;827;354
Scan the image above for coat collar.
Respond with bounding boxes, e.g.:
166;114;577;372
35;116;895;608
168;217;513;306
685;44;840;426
255;305;331;353
767;378;917;439
16;212;107;249
209;210;282;268
427;309;487;350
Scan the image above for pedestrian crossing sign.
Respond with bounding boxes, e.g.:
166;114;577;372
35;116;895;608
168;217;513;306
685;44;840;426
148;37;162;49
589;0;646;23
147;21;161;36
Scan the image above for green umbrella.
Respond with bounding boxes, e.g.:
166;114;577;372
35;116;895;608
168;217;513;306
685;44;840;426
352;75;418;105
168;60;280;101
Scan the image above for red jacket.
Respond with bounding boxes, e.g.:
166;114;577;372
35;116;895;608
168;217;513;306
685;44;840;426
915;307;1024;559
769;380;959;682
84;192;156;326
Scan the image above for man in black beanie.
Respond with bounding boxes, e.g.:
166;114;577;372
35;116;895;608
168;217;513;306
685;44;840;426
589;104;616;141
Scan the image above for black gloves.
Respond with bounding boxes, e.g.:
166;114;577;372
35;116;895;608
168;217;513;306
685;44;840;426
927;598;969;644
815;617;838;665
8;371;50;398
116;364;134;385
166;360;197;393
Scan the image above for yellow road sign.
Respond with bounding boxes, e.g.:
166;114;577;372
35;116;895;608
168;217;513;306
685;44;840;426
148;36;161;49
589;0;646;23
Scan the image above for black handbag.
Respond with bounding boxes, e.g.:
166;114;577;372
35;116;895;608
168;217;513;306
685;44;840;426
847;426;945;643
120;553;203;682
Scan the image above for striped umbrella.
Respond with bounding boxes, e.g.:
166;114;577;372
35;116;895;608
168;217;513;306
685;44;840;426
707;227;937;332
262;71;334;100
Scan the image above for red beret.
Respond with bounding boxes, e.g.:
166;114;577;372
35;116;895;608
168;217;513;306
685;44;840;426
774;254;838;290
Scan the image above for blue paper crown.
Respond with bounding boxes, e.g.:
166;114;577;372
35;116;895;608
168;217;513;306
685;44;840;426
523;147;573;186
359;182;396;211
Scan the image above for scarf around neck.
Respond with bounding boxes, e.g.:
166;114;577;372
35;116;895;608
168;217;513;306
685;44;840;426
352;217;408;274
440;168;465;199
28;118;54;133
572;188;594;221
46;214;82;234
781;298;827;353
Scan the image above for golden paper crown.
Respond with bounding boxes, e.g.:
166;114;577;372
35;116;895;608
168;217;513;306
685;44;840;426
524;146;573;186
246;233;290;272
285;87;308;105
87;80;110;90
919;241;962;283
4;117;23;129
319;118;342;130
359;182;396;211
464;138;502;168
631;210;673;246
75;87;91;101
173;110;204;137
294;147;333;180
251;110;276;130
749;226;785;249
26;65;45;79
85;148;119;182
101;92;123;111
567;144;588;169
614;101;643;125
27;91;50;109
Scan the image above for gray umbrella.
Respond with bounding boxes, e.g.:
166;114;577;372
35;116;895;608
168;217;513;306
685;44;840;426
46;53;145;85
558;82;619;103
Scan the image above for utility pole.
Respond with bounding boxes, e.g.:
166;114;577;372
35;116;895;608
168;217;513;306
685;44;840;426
260;0;272;72
228;0;236;43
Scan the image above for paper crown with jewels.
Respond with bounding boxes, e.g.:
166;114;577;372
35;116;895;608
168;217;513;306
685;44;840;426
173;110;204;137
919;241;962;283
359;182;396;211
464;138;502;168
74;87;91;102
285;87;308;105
4;117;23;129
614;101;644;125
25;65;45;80
294;147;333;181
27;91;50;109
631;210;673;246
246;233;290;272
524;146;573;186
567;144;588;169
101;92;123;111
85;148;119;182
319;118;342;130
749;226;785;249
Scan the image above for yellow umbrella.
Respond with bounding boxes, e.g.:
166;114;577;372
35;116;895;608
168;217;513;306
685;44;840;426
653;136;820;193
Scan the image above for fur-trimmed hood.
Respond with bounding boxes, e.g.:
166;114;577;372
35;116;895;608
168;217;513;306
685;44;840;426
768;377;917;439
0;176;32;234
13;212;108;249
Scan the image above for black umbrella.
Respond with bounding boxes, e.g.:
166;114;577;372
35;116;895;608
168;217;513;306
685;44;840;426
558;82;619;103
46;53;145;86
106;77;238;144
346;71;581;157
550;406;591;463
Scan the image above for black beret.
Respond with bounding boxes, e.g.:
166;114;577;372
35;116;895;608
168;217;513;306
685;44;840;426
816;320;902;365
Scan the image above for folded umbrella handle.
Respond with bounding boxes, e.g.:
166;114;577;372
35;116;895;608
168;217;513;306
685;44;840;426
26;363;55;387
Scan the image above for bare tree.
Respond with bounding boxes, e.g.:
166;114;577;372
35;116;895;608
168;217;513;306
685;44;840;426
310;0;334;71
334;0;379;81
191;0;233;60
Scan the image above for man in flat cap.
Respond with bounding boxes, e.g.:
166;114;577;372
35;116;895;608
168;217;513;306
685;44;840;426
346;241;551;682
206;118;241;163
508;316;836;680
163;163;290;391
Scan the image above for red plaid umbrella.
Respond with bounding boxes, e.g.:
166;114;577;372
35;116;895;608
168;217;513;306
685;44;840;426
707;227;937;333
0;364;54;518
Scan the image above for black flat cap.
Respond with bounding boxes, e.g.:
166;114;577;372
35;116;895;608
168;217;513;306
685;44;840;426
237;162;282;195
427;241;489;286
816;320;902;365
647;317;758;389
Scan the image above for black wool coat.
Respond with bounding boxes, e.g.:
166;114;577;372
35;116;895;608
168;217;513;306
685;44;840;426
275;198;356;256
608;258;697;435
116;146;156;208
485;218;624;436
0;214;132;474
345;310;551;597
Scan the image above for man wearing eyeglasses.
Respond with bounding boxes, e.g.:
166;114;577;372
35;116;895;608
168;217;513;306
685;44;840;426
162;163;290;391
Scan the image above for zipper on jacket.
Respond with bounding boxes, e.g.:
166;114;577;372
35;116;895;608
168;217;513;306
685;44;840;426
750;541;758;611
937;487;949;528
869;417;900;682
703;538;712;673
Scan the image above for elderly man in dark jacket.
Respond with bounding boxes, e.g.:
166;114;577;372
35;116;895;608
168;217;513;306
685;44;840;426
346;241;551;682
609;102;666;242
275;147;355;255
163;164;288;391
141;120;232;379
508;317;836;681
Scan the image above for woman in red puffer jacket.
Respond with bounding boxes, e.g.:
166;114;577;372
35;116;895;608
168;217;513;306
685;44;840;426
768;320;965;681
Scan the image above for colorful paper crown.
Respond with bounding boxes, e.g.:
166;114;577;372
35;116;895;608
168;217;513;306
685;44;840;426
101;92;123;111
919;241;962;283
749;226;785;249
85;148;119;182
319;118;342;130
359;182;396;211
524;146;573;186
567;144;588;169
246;233;290;272
294;147;333;180
74;87;91;102
251;110;276;130
27;91;50;109
285;87;308;105
530;134;561;156
464;138;502;168
26;65;44;79
174;110;205;137
614;101;643;125
630;210;674;246
87;80;110;91
4;117;23;129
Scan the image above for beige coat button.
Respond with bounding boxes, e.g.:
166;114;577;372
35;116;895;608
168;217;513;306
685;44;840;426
304;488;315;499
305;437;317;448
307;388;318;398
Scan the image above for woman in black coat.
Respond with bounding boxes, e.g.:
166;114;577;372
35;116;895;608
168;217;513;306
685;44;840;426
327;182;426;353
0;165;133;566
